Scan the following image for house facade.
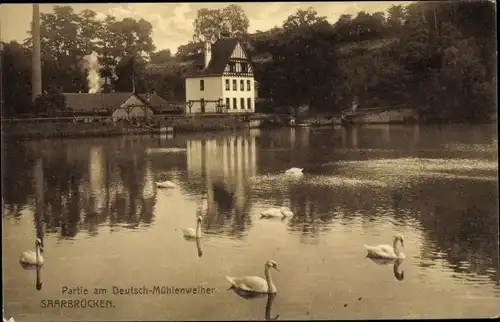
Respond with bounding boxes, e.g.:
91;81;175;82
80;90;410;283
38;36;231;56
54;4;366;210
184;38;256;114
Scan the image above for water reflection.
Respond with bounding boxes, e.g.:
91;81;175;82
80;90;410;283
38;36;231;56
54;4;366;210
36;265;43;291
2;125;498;319
265;293;280;320
195;237;203;258
2;140;158;239
367;257;405;281
228;288;280;320
186;135;257;237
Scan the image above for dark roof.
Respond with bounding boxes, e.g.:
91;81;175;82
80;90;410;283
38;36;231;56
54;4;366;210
136;93;169;110
64;92;181;114
145;38;254;78
64;92;141;112
206;38;239;74
184;38;241;77
178;42;204;59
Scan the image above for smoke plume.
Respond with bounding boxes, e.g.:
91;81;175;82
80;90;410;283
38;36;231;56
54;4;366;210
83;51;101;93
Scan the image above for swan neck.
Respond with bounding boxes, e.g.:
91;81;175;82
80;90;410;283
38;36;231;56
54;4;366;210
36;243;41;262
264;265;273;291
393;239;400;255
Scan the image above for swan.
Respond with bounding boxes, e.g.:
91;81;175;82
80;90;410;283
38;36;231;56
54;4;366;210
182;216;203;239
20;238;44;268
225;260;279;294
285;167;303;175
364;234;405;259
261;207;293;218
260;208;281;218
156;180;177;188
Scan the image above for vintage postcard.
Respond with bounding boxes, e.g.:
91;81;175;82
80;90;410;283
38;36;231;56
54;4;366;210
1;1;498;321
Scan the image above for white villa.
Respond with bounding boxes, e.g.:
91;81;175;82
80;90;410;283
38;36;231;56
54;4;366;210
184;38;256;114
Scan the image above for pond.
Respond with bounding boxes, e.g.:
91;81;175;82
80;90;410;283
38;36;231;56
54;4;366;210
2;124;499;320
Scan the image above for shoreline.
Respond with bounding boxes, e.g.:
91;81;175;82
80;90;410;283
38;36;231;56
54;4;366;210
1;115;495;140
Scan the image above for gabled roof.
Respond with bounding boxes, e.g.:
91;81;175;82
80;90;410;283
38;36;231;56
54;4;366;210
184;38;244;77
205;38;240;74
63;92;179;114
64;92;140;112
136;93;169;110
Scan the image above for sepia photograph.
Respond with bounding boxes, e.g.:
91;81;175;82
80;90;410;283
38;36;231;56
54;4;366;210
1;1;498;321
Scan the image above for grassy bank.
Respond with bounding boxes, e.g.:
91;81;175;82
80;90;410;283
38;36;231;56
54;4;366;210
1;115;258;139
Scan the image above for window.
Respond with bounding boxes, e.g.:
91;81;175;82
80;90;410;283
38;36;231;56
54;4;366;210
240;98;245;110
241;63;248;73
247;98;252;110
232;80;237;91
200;79;204;91
240;80;244;91
200;98;205;113
229;63;235;72
225;79;230;91
233;97;237;110
246;80;251;91
226;97;230;109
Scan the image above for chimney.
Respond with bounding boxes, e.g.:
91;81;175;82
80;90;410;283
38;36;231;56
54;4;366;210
31;4;42;102
203;41;212;69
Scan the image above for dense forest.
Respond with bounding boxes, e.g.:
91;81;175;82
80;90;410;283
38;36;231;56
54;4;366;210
1;1;496;122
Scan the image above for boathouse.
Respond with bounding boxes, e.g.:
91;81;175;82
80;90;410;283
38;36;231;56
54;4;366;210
183;37;257;114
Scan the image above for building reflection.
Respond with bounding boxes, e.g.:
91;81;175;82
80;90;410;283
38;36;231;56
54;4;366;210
186;134;257;236
89;147;106;214
21;141;158;238
341;126;359;148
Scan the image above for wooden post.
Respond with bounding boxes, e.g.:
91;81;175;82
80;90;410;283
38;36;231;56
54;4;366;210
186;101;194;114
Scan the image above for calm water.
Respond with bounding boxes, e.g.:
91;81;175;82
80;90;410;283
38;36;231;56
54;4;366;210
2;124;499;321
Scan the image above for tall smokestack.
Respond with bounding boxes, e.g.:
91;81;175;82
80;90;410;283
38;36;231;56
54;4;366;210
32;4;42;102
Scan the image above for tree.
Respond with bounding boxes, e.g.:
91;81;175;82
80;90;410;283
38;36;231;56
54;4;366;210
333;14;354;42
77;9;101;55
1;41;33;116
257;7;340;114
220;4;250;39
149;49;172;64
387;5;406;30
282;7;328;30
25;5;88;93
34;91;67;116
193;4;249;42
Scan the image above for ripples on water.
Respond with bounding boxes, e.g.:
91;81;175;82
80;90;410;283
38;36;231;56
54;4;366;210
2;125;499;320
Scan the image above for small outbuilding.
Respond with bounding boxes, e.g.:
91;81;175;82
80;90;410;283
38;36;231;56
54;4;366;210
63;92;178;122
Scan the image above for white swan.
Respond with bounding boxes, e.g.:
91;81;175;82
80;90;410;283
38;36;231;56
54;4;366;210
285;167;303;174
364;234;405;259
260;207;293;218
182;216;203;239
225;260;279;294
20;238;44;268
156;180;177;188
280;207;294;217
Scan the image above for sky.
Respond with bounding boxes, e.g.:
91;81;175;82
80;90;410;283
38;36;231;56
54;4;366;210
0;2;413;54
